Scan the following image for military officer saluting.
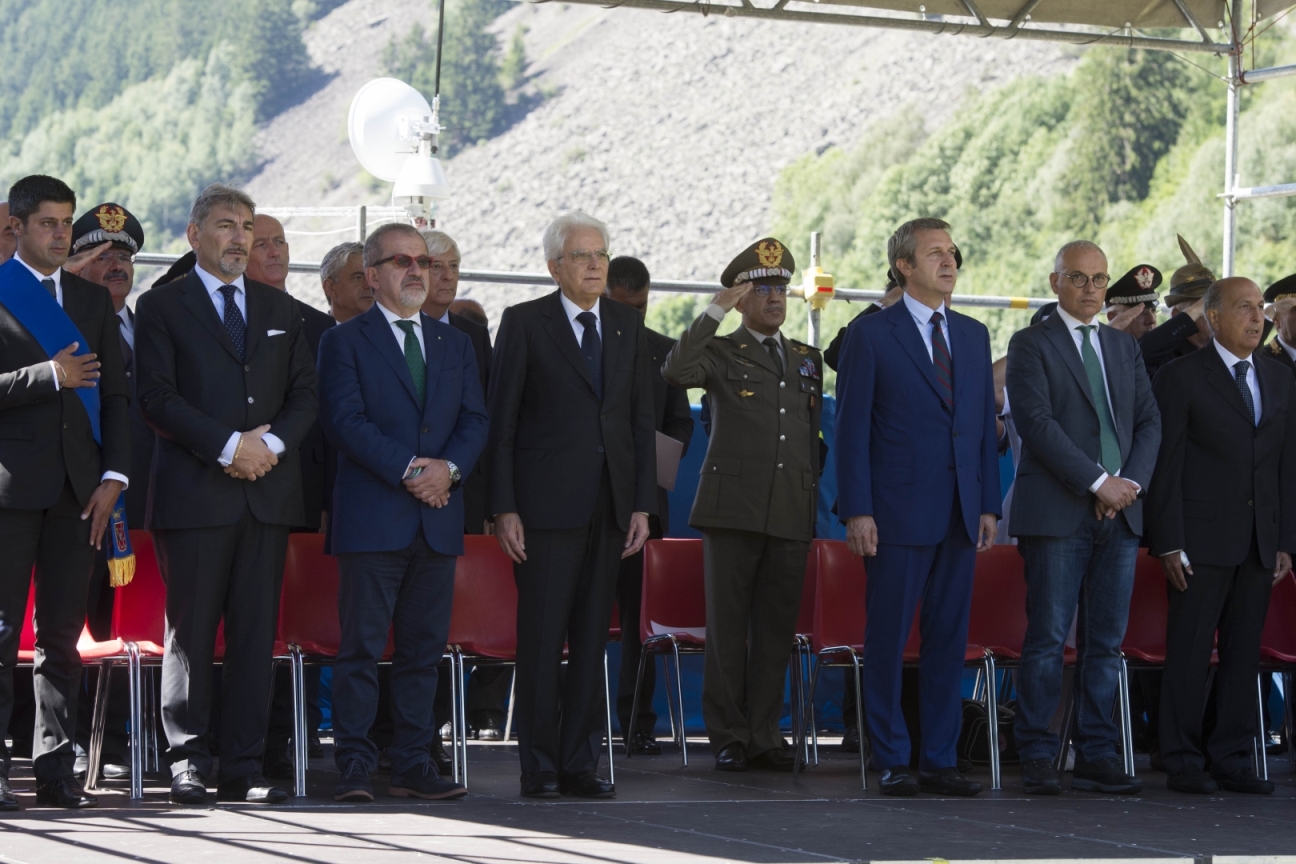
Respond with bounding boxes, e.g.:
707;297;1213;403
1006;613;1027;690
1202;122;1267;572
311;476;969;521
663;238;821;774
1263;273;1296;375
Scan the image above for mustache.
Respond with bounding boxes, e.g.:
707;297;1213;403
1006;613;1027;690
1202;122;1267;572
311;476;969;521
223;246;247;257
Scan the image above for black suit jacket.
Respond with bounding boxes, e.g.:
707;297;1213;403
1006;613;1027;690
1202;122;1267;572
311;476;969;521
135;271;318;530
116;306;155;526
1005;312;1161;537
449;310;492;534
296;299;336;531
1262;337;1296;376
1139;313;1202;381
487;290;657;532
645;326;693;533
0;269;130;510
1147;342;1296;568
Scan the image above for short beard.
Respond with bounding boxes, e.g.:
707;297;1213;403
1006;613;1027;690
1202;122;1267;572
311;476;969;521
217;256;247;278
399;283;428;309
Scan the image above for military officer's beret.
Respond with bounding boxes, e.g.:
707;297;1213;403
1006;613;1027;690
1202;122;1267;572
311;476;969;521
1106;264;1162;309
1031;301;1057;326
71;202;144;255
1265;273;1296;304
721;238;796;288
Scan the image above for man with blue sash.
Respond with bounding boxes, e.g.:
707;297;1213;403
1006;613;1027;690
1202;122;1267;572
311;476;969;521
0;175;132;810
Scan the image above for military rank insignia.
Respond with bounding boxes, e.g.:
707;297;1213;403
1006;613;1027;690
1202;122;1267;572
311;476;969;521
798;358;819;379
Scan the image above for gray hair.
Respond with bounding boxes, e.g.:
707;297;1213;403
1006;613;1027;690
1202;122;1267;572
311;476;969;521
887;217;951;288
421;229;460;259
542;211;609;262
1203;279;1227;319
320;241;362;284
363;223;426;268
1053;239;1105;272
189;183;255;229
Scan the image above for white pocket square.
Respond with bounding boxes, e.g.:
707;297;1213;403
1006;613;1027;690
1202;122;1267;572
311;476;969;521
267;329;286;336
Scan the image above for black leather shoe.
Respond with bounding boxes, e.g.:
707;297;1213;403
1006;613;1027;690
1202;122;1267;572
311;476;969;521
1021;758;1061;795
217;772;288;804
35;776;97;809
0;774;18;811
389;762;467;800
101;754;130;780
919;767;982;797
715;742;747;772
170;769;208;805
263;747;294;780
1072;756;1142;795
628;731;662;756
520;771;560;798
1212;767;1275;795
749;748;795;772
308;736;324;759
559;771;615;798
473;716;504;741
879;766;919;796
840;725;860;754
1167;769;1219;795
429;738;455;777
335;761;374;802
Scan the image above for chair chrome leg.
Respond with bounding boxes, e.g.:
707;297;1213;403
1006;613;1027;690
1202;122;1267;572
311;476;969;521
1256;672;1270;781
1118;656;1135;777
805;656;823;780
603;651;615;785
805;644;819;765
662;654;678;744
290;648;308;797
984;653;1001;791
626;646;652;759
849;653;867;791
458;654;470;787
1053;690;1074;774
670;637;688;767
503;666;516;743
127;644;144;800
85;660;112;791
1284;671;1295;767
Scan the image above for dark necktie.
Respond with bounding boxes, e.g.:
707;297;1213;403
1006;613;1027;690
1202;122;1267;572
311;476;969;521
41;278;55;300
763;336;784;377
395;320;427;404
929;311;954;409
218;284;246;360
576;310;602;397
1235;360;1256;425
1078;325;1121;475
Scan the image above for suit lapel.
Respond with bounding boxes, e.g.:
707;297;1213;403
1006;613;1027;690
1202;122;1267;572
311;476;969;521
243;284;266;364
1043;313;1097;414
177;274;243;364
1257;350;1281;428
541;291;596;394
947;309;975;411
1204;345;1255;424
1098;324;1127;420
886;301;944;403
420;313;446;416
360;303;420;407
728;326;784;378
599;298;621;402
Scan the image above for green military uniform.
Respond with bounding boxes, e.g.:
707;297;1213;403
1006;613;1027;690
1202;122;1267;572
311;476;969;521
662;238;822;765
1264;273;1296;375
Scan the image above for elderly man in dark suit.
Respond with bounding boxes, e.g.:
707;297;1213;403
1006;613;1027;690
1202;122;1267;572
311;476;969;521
136;183;318;806
1005;241;1161;796
488;211;657;799
1148;277;1296;796
0;175;131;810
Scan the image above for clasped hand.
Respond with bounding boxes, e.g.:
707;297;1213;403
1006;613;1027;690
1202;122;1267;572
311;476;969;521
1093;476;1139;520
224;424;277;481
404;457;451;507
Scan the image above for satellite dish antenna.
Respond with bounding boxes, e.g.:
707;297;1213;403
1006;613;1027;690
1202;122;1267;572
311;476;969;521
347;77;450;221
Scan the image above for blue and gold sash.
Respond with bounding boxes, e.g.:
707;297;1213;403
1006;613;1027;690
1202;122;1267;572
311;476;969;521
0;258;134;585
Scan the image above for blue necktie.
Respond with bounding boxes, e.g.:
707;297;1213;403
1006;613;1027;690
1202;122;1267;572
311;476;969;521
929;311;953;409
577;310;602;398
218;284;246;360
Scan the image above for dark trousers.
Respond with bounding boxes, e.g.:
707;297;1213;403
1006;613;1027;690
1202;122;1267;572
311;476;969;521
1160;535;1273;776
76;547;129;761
862;500;975;772
701;528;807;757
513;475;620;778
332;533;455;776
1014;514;1139;763
616;542;657;739
0;480;94;781
156;514;288;782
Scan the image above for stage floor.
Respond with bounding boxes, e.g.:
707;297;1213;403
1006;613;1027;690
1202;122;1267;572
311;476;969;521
2;740;1295;863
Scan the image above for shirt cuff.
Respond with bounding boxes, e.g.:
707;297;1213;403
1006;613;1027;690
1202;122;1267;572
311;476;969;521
1088;471;1109;494
402;457;418;481
50;361;61;391
1162;549;1191;567
101;471;129;491
262;432;285;456
704;304;726;321
217;432;241;466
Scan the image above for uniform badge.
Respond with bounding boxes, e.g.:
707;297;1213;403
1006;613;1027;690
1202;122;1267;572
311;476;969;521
95;204;128;233
798;358;819;379
1135;266;1155;290
755;240;785;269
738;389;755;398
792;344;809;355
732;354;755;367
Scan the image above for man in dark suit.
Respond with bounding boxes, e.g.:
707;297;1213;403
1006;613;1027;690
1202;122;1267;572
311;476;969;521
1148;277;1296;796
319;223;486;802
834;217;1000;797
0;175;131;809
606;255;693;755
488;211;657;799
1005;241;1162;795
135;184;317;806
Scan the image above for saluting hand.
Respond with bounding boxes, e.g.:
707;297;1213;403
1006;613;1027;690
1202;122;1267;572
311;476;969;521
62;241;112;277
712;281;753;313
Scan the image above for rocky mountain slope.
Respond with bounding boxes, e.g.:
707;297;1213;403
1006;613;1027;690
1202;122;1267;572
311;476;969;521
242;0;1080;321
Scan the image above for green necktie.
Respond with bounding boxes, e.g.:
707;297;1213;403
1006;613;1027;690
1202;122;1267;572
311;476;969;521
1078;325;1121;475
395;319;426;404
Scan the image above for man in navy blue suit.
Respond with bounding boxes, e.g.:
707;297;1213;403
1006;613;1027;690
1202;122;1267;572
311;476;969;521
317;223;488;803
834;217;1001;797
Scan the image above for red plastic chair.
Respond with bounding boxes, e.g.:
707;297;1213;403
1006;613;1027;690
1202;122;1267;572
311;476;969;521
627;538;706;766
1260;573;1296;768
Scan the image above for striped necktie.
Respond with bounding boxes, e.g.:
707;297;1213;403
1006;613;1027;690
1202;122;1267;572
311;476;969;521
929;310;953;409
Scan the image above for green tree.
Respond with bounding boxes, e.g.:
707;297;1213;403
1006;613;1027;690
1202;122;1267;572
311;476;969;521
500;26;529;91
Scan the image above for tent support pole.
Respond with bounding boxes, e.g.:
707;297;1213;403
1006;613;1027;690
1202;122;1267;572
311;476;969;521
1222;0;1241;277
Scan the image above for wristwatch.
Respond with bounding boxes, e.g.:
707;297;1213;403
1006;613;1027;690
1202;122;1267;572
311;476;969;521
446;460;462;491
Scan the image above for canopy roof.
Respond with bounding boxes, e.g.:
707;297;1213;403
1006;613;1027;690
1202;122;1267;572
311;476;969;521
813;1;1226;30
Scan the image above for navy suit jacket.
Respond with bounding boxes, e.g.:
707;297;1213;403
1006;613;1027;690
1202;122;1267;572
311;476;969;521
834;298;1001;545
318;301;489;556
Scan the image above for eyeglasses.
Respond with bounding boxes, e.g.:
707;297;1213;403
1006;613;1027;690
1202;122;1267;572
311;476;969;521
1059;271;1110;290
752;283;789;296
563;250;611;265
372;254;433;270
93;251;135;265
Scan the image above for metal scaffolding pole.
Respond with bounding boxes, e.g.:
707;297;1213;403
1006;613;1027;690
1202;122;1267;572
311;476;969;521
1222;0;1242;277
807;231;822;349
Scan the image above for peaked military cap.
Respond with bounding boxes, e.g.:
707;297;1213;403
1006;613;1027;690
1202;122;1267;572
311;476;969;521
71;202;144;255
1265;273;1296;304
1106;264;1162;308
721;238;795;288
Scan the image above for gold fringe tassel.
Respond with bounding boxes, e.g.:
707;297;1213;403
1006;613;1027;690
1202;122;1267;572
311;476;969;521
107;553;135;588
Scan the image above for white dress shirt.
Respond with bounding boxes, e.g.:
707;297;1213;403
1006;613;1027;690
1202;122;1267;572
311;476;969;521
1052;306;1133;493
193;265;286;465
117;306;134;350
1214;339;1262;425
13;253;128;489
903;291;952;362
560;290;601;344
378;300;426;359
437;310;451;325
